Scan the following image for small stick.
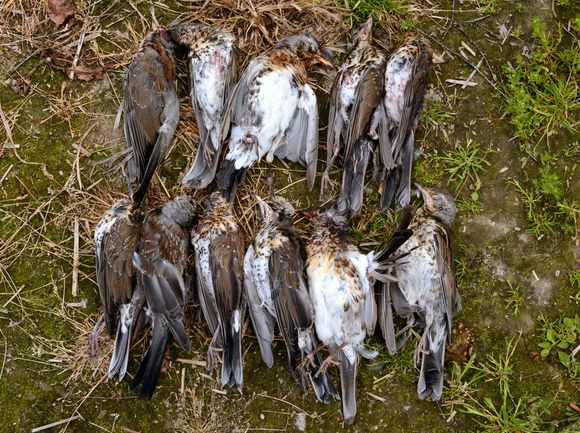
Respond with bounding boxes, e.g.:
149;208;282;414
31;414;83;432
0;164;14;185
180;367;186;394
366;391;386;403
2;285;25;309
446;79;477;87
462;58;483;89
72;217;80;297
460;41;476;56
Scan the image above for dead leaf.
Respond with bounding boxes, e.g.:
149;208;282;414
47;0;77;27
65;64;104;81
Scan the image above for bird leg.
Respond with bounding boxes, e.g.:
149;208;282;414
314;341;348;378
300;342;328;371
88;313;106;362
206;327;222;373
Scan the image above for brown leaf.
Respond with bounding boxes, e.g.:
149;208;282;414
66;64;104;81
47;0;77;27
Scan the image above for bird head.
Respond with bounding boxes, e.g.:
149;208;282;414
303;207;349;232
162;195;198;228
203;190;230;213
274;33;334;68
256;195;295;224
169;23;200;47
416;184;457;227
347;15;373;54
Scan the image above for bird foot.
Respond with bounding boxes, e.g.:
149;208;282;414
319;172;338;200
313;341;348;378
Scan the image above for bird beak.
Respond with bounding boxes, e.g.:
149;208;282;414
314;52;334;68
415;183;435;211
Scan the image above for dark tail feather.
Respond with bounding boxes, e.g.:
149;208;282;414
418;334;445;401
216;158;247;202
338;138;372;216
221;325;243;389
131;316;169;399
306;344;339;404
395;131;415;209
182;135;221;189
339;351;357;425
379;167;398;210
132;142;162;206
379;283;397;355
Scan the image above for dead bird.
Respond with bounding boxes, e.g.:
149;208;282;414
94;198;144;380
244;196;339;403
192;191;245;388
379;185;460;401
216;33;333;201
170;24;239;189
124;28;180;205
321;16;387;215
305;208;393;424
376;37;433;210
131;196;197;399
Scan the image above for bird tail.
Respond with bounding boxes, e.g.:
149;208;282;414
417;331;446;401
182;134;221;189
395;131;415;209
131;314;170;399
379;282;397;355
337;138;372;216
379;167;399;210
108;287;144;380
216;158;247;202
221;310;243;389
339;351;358;425
302;331;339;404
132;131;171;206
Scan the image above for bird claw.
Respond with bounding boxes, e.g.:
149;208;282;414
320;172;338;199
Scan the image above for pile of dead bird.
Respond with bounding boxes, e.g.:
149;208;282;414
94;17;460;426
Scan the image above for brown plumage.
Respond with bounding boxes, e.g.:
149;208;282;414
131;196;197;399
244;196;339;403
321;16;387;215
192;191;246;388
124;28;180;205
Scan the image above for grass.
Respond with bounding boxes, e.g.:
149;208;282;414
537;313;579;380
504;279;526;316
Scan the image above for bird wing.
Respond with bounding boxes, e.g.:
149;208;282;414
193;236;219;335
243;244;275;367
325;70;344;171
434;224;459;338
220;56;268;140
270;233;313;370
343;63;384;162
275;83;319;190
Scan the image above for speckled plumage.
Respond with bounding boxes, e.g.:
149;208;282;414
216;34;332;201
305;209;380;425
376;37;433;210
131;196;197;399
171;24;238;189
244;197;339;403
123;29;179;205
192;191;245;388
94;198;143;380
321;17;387;215
380;186;460;401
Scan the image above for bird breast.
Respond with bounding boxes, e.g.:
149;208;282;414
384;49;416;123
338;68;363;122
191;47;228;118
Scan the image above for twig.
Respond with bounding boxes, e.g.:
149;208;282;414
2;284;25;309
72;217;80;297
31;415;83;432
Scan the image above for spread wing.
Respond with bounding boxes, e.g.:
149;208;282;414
274;83;319;190
243;245;275;367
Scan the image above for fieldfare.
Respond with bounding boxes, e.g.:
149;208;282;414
131;196;197;399
192;191;246;388
124;28;180;205
379;185;461;400
216;33;332;201
171;24;239;189
244;196;339;403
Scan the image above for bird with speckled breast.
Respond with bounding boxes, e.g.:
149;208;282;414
192;191;246;389
379;185;461;401
321;16;387;215
130;196;197;399
94;198;144;381
244;196;339;403
170;24;239;189
123;28;180;205
376;37;433;210
305;208;395;424
216;33;333;201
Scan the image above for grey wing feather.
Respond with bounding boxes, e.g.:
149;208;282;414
434;228;459;338
243;245;275;367
194;244;220;336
